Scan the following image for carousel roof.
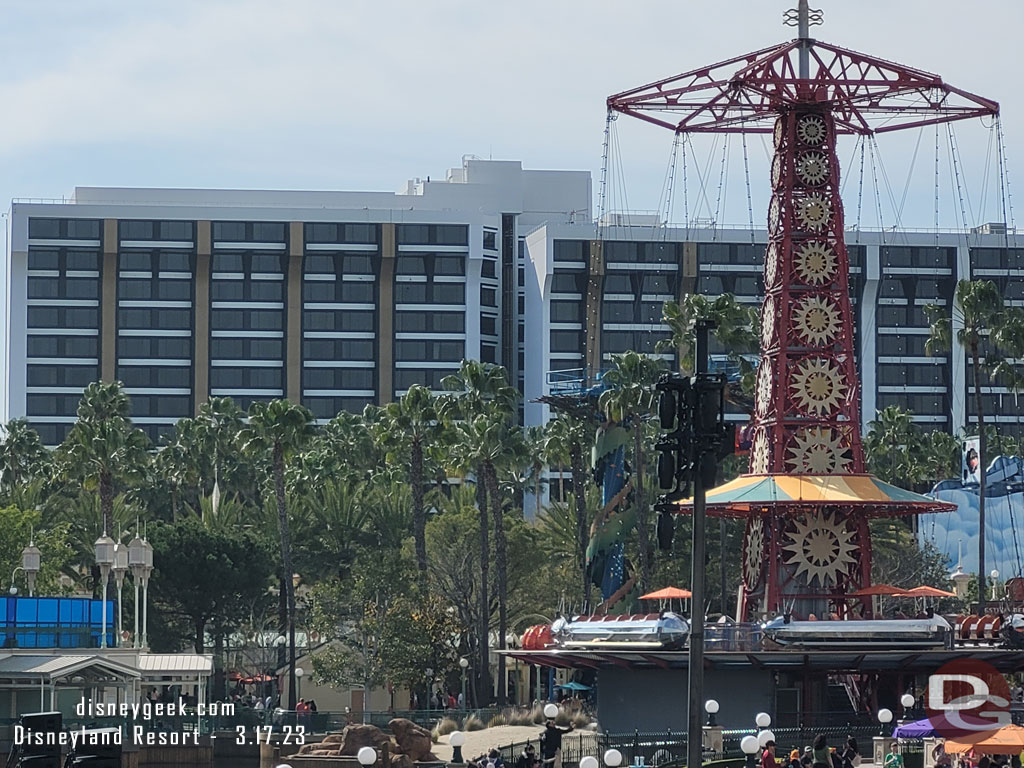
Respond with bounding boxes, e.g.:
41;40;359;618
674;474;956;517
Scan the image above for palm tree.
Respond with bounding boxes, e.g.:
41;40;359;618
239;399;315;711
864;405;924;488
440;360;519;706
195;397;247;506
371;384;445;590
598;351;667;592
544;413;594;607
60;381;150;537
660;294;758;376
920;430;961;489
0;419;50;496
926;279;1024;608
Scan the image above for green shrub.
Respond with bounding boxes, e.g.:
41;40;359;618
463;714;485;731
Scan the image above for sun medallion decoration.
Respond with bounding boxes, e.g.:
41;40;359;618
761;294;776;349
792;295;841;346
795;192;831;231
744;516;765;589
755;361;774;417
797;115;827;146
750;429;770;474
782;511;858;587
796;152;829;186
789;357;847;416
785;426;852;474
765;241;778;288
794;241;837;286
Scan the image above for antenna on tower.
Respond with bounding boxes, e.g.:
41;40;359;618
783;0;824;78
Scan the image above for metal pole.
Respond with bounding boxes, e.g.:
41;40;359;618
116;577;123;647
686;323;710;768
142;577;149;648
133;580;140;648
798;0;810;79
100;570;109;649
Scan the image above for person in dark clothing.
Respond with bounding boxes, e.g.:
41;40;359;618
542;719;574;768
830;750;843;768
487;749;505;768
841;737;859;768
517;745;539;768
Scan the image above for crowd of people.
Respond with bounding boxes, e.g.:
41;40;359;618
411;689;465;710
466;715;575;768
761;734;860;768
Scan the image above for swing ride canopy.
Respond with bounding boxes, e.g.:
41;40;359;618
675;474;955;518
607;39;999;135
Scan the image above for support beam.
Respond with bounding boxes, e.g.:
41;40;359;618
378;224;396;404
194;220;211;413
286;222;303;403
101;219;117;382
584;240;604;376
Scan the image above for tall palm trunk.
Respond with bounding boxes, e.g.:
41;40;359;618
273;442;297;711
411;438;428;590
475;477;490;705
633;424;652;592
569;440;590;610
534;461;542;520
100;470;113;536
973;345;988;610
485;462;507;705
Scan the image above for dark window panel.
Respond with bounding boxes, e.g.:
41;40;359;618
27;249;59;270
302;339;374;360
553;240;587;262
303;368;375;390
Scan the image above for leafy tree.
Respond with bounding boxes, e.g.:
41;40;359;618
926;280;1024;605
59;382;150;537
0;505;74;597
660;294;758;376
598;351;666;592
239;399;315;710
920;430;961;488
147;515;274;654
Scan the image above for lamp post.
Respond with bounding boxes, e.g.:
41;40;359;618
900;693;915;718
741;736;760;768
129;533;145;648
604;749;623;768
991;569;1001;602
295;667;304;701
21;539;40;597
705;699;719;727
426;667;434;709
450;730;465;764
581;758;599;768
94;533;115;649
459;657;469;708
755;712;771;730
758;731;775;749
877;707;893;736
357;747;377;768
141;536;153;648
112;542;128;647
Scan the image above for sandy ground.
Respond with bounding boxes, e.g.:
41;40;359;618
433;725;599;762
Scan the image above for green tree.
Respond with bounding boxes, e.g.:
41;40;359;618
239;399;315;710
370;385;446;590
920;430;961;488
926;280;1024;605
660;294;758;376
864;405;924;488
598;351;666;592
148;516;274;653
0;505;74;597
59;382;150;537
0;420;50;497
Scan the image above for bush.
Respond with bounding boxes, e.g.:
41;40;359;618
530;704;546;724
488;713;508;728
570;712;591;729
464;714;486;731
434;717;458;737
507;707;538;727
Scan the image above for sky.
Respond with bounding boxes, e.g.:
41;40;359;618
2;0;1023;230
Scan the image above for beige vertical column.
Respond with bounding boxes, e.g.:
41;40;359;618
584;239;605;375
194;221;211;414
287;222;304;403
680;241;698;299
101;219;118;382
378;223;396;405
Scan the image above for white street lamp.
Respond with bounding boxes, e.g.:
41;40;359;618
459;657;469;708
900;693;915;709
544;703;558;719
128;533;146;648
757;731;775;749
295;667;304;700
94;533;115;649
450;731;466;764
741;735;760;768
604;749;623;768
357;747;377;766
21;539;40;597
878;707;893;735
705;698;720;726
112;542;128;646
755;712;771;729
991;569;1001;600
141;537;153;648
580;757;599;768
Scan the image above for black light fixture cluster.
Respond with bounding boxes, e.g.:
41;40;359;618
653;370;735;550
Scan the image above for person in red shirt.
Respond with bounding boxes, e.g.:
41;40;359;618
763;740;778;768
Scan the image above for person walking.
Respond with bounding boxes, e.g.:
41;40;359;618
542;716;573;768
812;735;831;768
841;738;859;768
762;740;778;768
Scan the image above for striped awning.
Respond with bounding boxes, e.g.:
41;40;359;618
674;474;956;517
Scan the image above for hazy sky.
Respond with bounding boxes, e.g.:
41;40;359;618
2;0;1023;230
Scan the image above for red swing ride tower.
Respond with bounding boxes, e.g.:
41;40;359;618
608;3;996;621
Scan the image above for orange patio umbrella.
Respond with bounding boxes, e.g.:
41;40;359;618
900;585;957;598
944;724;1024;754
640;587;693;600
847;584;905;596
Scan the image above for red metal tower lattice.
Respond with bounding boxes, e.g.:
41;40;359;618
609;8;991;620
